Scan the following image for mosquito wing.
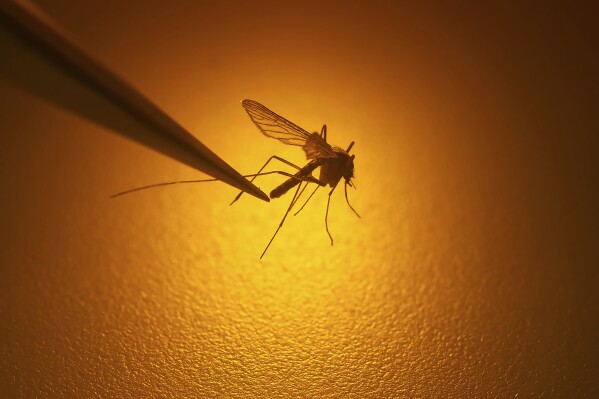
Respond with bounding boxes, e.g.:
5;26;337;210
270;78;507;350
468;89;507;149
242;99;336;159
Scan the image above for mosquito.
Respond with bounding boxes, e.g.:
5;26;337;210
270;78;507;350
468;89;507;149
112;99;360;258
234;100;360;258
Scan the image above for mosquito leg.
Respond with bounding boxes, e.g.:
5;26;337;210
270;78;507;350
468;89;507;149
325;182;341;245
291;182;309;208
293;185;320;216
260;181;304;259
345;141;354;153
320;124;327;142
247;170;314;182
246;171;320;195
111;170;311;198
244;171;320;186
289;181;321;211
231;155;302;205
111;178;219;198
344;181;361;218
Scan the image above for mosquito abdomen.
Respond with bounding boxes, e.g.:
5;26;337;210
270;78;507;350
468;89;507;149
270;178;300;199
270;160;321;199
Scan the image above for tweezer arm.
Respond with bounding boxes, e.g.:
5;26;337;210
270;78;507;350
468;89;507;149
0;0;269;202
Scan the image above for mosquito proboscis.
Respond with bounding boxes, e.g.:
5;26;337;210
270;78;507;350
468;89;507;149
112;99;360;259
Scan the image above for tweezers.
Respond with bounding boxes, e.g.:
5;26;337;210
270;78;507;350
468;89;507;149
0;0;270;202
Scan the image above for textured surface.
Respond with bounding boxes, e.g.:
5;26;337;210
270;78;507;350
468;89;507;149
1;1;598;397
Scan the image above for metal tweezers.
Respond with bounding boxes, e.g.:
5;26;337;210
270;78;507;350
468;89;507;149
0;0;270;202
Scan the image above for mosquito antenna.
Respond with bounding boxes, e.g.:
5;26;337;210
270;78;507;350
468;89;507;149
294;184;320;216
261;181;304;259
346;141;355;153
344;181;361;218
294;182;309;207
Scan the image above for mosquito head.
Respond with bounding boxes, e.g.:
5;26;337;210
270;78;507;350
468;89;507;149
342;154;355;183
342;142;356;182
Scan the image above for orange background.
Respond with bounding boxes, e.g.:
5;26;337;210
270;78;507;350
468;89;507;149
1;1;598;397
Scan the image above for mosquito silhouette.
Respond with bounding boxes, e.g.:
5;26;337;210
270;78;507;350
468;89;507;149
112;99;360;258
